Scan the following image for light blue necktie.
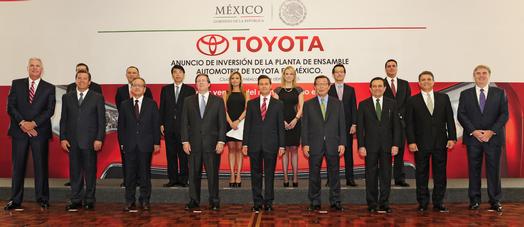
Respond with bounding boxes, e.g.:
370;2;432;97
200;94;206;118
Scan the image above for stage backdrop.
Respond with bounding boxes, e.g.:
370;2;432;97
1;0;523;179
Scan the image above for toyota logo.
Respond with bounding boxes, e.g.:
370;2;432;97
196;34;229;56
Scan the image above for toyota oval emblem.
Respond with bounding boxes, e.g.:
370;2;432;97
196;34;229;56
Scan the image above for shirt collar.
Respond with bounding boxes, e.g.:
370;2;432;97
77;88;89;97
28;77;41;85
133;96;144;103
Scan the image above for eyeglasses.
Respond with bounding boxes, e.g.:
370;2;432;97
131;84;145;88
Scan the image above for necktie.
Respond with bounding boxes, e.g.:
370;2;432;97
479;88;486;113
200;95;206;118
78;92;84;106
337;85;343;101
260;97;267;120
320;97;326;120
134;100;140;118
375;98;382;121
426;93;434;115
29;80;35;104
175;85;180;103
391;79;397;97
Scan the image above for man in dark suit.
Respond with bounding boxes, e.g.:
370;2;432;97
458;65;508;212
66;63;103;95
5;58;56;211
383;59;411;187
181;73;226;211
357;77;401;213
302;75;346;212
405;71;457;212
328;64;358;187
64;63;102;187
118;77;160;212
242;75;285;212
60;70;106;211
159;65;195;187
115;66;153;187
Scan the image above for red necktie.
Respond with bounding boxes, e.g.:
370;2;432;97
391;79;397;97
29;81;35;104
260;97;267;120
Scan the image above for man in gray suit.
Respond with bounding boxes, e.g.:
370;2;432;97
60;70;106;211
181;73;226;211
302;75;346;212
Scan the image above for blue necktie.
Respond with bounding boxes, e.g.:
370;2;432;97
479;88;486;113
200;95;206;118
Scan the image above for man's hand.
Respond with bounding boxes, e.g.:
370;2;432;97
303;145;310;158
349;125;356;135
480;130;494;142
216;143;224;154
446;140;456;150
183;143;191;155
358;147;367;157
391;146;399;156
61;140;70;152
472;130;484;142
408;143;418;152
241;146;248;156
154;145;160;153
94;140;103;151
20;121;36;132
278;148;285;157
338;145;345;157
27;129;38;137
160;125;165;136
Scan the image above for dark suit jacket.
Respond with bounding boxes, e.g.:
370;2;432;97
301;96;347;155
8;78;56;140
180;93;226;152
384;77;411;126
457;86;509;145
117;97;160;152
159;83;195;136
357;97;401;152
60;90;106;150
115;84;153;110
406;92;457;151
67;82;103;95
328;83;357;129
242;97;285;153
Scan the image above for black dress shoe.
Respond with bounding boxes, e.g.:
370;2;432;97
64;181;71;186
40;201;50;209
378;206;392;213
210;204;220;211
264;204;273;212
330;202;344;211
433;205;449;213
346;179;357;187
177;182;188;187
488;203;503;212
252;205;261;212
163;182;177;187
66;203;82;212
141;202;150;211
283;182;289;187
84;203;95;210
120;182;125;188
185;201;199;210
394;181;410;187
469;202;480;210
417;205;428;212
4;201;23;211
292;182;298;187
308;204;321;211
124;203;137;212
367;207;377;213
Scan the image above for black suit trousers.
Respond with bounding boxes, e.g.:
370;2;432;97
188;150;220;206
165;134;188;184
69;144;97;204
344;133;354;181
308;142;341;206
414;149;447;206
249;148;278;206
365;149;392;208
393;130;406;182
10;138;49;204
467;143;502;204
124;148;153;204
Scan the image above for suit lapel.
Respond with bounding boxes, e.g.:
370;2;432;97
253;98;262;121
313;98;324;122
417;93;432;117
202;95;211;119
483;88;495;114
472;88;483;114
324;96;332;122
79;90;92;107
138;98;148;120
32;80;44;104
